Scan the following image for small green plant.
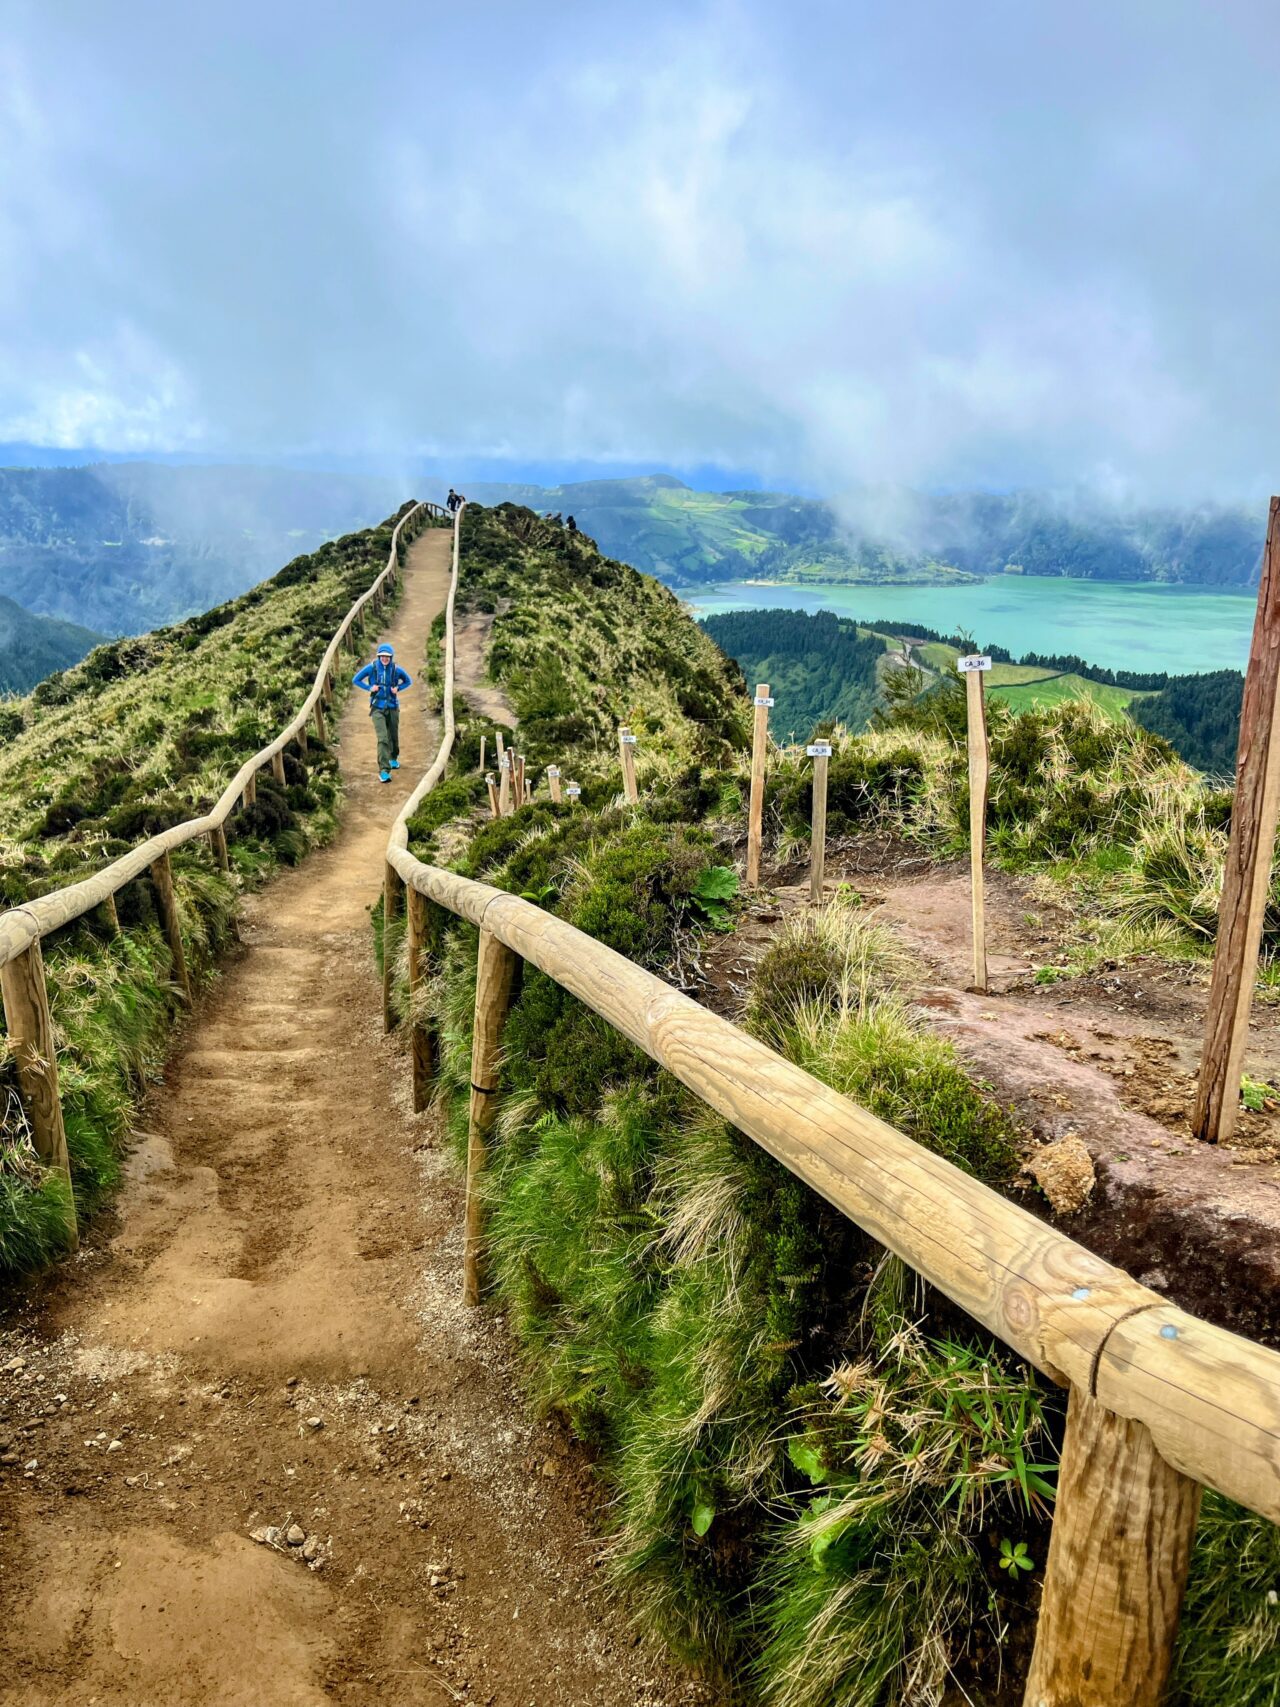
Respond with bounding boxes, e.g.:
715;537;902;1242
688;864;740;931
1033;964;1068;986
1240;1076;1277;1114
998;1536;1035;1579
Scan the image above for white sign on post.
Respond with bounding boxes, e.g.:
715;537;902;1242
754;694;776;707
567;784;582;798
957;655;992;673
620;733;638;746
806;742;833;758
547;765;560;777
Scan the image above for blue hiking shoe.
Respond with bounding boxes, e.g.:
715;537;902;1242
379;770;391;783
390;759;400;770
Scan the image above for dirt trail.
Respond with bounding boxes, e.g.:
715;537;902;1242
0;529;712;1707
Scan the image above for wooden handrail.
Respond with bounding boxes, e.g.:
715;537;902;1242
384;503;1280;1706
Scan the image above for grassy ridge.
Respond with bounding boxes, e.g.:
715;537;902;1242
0;504;430;1274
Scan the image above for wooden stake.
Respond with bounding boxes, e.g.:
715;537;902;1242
619;728;639;804
382;861;404;1032
100;892;121;937
479;735;487;776
515;753;527;806
314;701;327;745
547;765;562;804
0;938;77;1240
270;751;286;786
209;824;229;872
486;775;500;818
1023;1384;1201;1707
406;884;435;1113
150;850;192;1004
297;724;308;758
1195;496;1280;1143
242;772;257;810
495;729;505;764
807;741;831;905
463;926;518;1306
498;755;512;816
746;684;771;887
960;657;990;993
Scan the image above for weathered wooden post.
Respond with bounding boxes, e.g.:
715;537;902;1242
296;722;308;758
150;849;192;1003
405;884;435;1113
382;861;404;1032
1194;497;1280;1143
746;684;773;888
463;927;519;1306
270;751;286;786
0;939;77;1241
619;728;639;804
486;774;500;818
958;655;991;993
314;701;327;745
1022;1385;1201;1707
242;772;257;810
515;753;527;806
209;823;229;872
479;736;487;776
807;739;832;904
498;753;512;816
99;892;121;937
495;729;505;766
547;765;562;804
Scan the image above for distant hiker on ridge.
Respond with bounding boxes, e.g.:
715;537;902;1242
352;642;413;783
446;488;459;514
566;515;578;533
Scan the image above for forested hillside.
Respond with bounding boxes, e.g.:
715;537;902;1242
0;595;104;694
464;474;1264;589
0;462;404;633
388;504;1275;1707
705;604;1247;773
0;505;421;1272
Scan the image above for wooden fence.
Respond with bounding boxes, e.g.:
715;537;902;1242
0;499;451;1240
385;508;1280;1707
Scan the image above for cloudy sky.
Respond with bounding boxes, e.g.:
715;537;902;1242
2;0;1278;497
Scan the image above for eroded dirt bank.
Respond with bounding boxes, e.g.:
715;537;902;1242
0;528;713;1707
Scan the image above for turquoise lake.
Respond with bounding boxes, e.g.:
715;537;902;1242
686;576;1258;676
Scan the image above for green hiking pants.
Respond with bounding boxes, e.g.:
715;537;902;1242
371;706;400;772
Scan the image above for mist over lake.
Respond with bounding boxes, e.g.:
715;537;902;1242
687;576;1257;676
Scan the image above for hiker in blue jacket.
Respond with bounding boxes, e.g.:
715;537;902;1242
352;643;413;782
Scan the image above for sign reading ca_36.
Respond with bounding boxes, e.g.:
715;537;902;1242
957;655;992;673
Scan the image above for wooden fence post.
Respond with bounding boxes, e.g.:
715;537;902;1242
495;729;505;766
150;850;192;1003
746;684;772;888
547;765;562;804
270;752;286;786
1194;496;1280;1143
463;926;519;1306
486;774;500;818
498;754;512;816
382;861;404;1032
479;736;486;776
405;884;435;1113
99;892;121;937
958;655;991;993
1023;1385;1201;1707
242;772;257;810
807;739;832;904
516;753;527;806
297;723;308;758
314;701;327;745
209;824;229;872
619;728;639;804
0;939;77;1242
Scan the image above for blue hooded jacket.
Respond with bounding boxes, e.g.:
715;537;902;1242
353;650;413;712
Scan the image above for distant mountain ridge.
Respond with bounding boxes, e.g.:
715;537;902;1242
0;596;105;694
462;474;1264;589
0;463;404;633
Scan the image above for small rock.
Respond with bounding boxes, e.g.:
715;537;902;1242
285;1376;298;1389
3;1357;26;1374
306;1417;323;1430
107;1440;124;1453
541;1459;558;1478
250;1525;284;1549
285;1523;306;1546
301;1535;320;1562
23;1459;37;1472
124;1476;139;1488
